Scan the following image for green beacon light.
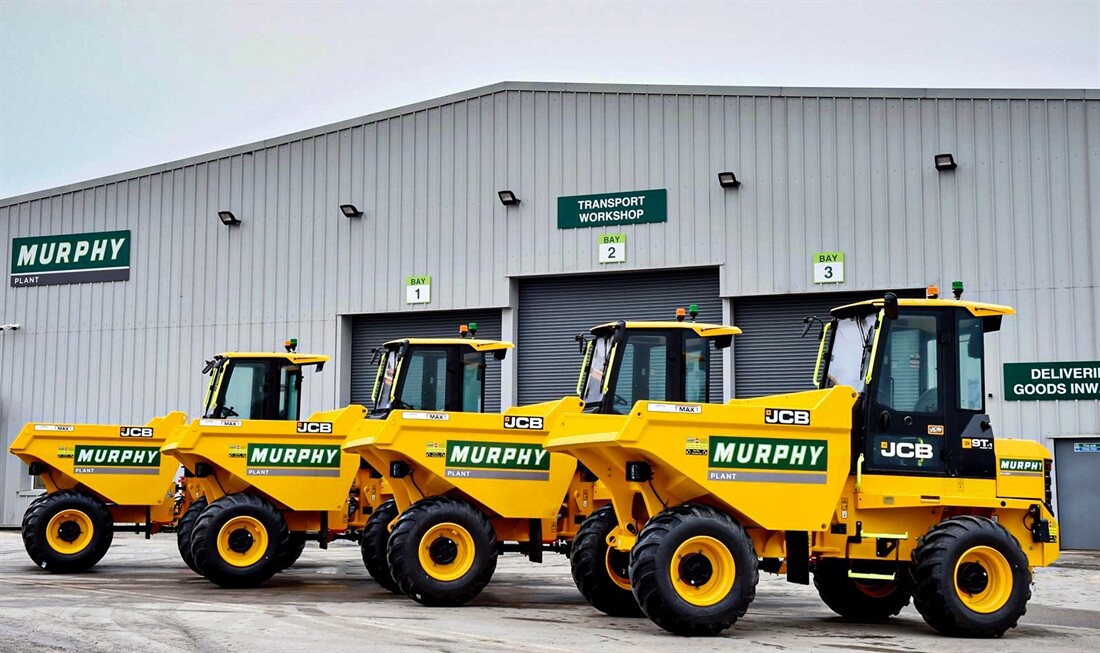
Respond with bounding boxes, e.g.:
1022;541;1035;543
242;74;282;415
688;304;699;322
284;338;298;353
952;280;964;300
468;322;478;338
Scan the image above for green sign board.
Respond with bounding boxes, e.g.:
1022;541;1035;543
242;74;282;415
10;230;131;287
1004;361;1100;401
557;189;667;229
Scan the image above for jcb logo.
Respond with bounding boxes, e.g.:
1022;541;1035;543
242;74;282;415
296;422;333;434
881;441;935;459
504;416;544;430
963;438;993;450
120;426;153;438
764;409;810;426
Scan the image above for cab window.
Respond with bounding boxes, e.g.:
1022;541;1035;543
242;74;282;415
278;365;302;420
220;361;268;419
876;314;940;414
399;348;448;411
957;316;984;412
613;333;670;409
684;335;710;403
461;350;485;412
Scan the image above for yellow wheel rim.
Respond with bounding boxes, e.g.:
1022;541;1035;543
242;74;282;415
669;535;736;607
216;516;269;568
418;522;476;582
605;546;632;591
954;545;1013;614
46;510;94;555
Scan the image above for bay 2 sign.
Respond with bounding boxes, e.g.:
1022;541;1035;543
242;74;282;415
1004;361;1100;401
10;230;130;287
557;189;667;229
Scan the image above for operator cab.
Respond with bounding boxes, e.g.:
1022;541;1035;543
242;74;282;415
814;283;1013;478
369;324;513;418
577;308;740;414
201;340;329;421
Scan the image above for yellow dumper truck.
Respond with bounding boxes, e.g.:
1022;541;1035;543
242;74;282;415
545;288;1060;638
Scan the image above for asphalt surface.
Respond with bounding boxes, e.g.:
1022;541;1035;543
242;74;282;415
0;531;1096;652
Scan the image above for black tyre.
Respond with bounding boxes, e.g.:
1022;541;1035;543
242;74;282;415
361;499;401;593
630;504;758;636
570;505;643;617
911;516;1031;637
278;532;308;571
190;493;289;589
386;496;497;606
21;490;114;573
176;497;208;575
813;559;912;620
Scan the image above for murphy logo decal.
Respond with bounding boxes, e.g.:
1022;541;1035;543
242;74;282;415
999;458;1043;476
73;446;161;475
707;436;827;484
445;440;550;481
11;230;131;287
246;444;341;477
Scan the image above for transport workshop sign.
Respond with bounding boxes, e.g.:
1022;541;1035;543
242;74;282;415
10;230;131;287
1004;361;1100;401
557;189;667;229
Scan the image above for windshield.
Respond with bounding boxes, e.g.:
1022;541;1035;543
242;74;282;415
372;349;400;412
580;336;612;406
823;312;878;393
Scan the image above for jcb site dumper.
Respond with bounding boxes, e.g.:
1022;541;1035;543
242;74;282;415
161;346;391;589
10;413;192;573
343;315;740;612
544;287;1060;638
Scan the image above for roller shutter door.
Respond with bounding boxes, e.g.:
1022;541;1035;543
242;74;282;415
350;310;503;412
518;268;722;405
733;289;923;398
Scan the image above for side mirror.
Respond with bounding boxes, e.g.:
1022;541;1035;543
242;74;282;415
574;333;587;354
883;293;899;320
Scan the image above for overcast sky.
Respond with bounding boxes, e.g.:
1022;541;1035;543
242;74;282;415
1;0;1097;200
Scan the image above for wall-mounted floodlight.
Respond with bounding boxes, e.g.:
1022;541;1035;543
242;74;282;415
218;210;241;226
339;204;363;218
717;172;741;189
0;324;22;331
934;154;957;171
497;190;520;206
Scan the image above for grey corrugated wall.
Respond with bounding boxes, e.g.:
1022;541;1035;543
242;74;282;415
1;83;1098;525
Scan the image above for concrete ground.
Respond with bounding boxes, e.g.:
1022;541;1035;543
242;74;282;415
0;531;1096;653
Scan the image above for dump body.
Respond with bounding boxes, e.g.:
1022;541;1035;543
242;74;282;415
10;412;190;524
344;398;585;525
162;405;385;533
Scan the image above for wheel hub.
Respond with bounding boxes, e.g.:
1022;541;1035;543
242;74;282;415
227;528;255;554
57;520;82;543
957;562;989;594
678;552;714;587
428;537;458;565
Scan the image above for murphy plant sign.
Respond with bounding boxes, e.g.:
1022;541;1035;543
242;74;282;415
73;445;161;475
1003;361;1100;401
11;230;131;287
557;189;667;229
246;444;341;477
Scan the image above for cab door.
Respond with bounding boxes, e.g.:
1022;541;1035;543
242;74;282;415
864;310;950;475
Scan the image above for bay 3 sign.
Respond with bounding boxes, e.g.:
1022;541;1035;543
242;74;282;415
10;230;131;287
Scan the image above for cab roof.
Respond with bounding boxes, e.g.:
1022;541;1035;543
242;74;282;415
590;321;742;337
382;338;515;352
219;352;330;365
831;298;1016;319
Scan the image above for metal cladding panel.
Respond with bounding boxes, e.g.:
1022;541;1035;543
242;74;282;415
732;290;924;398
1;83;1097;525
517;268;722;405
349;310;503;412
